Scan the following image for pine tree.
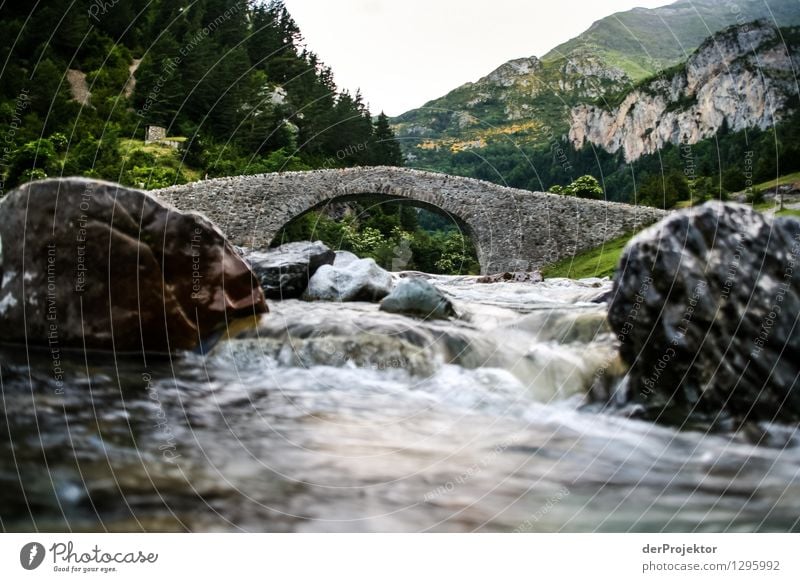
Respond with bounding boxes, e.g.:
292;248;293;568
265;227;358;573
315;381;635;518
371;112;403;166
133;35;185;127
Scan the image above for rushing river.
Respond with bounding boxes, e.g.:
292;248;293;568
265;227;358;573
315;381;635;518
1;275;798;532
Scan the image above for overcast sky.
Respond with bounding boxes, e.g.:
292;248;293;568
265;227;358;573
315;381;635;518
282;0;671;116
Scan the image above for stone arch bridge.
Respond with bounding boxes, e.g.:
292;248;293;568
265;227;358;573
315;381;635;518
156;166;666;274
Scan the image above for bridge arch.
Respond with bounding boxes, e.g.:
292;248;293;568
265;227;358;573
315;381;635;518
156;167;665;274
271;192;478;251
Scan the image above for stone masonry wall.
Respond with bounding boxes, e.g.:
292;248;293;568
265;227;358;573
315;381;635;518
154;167;666;274
145;125;167;143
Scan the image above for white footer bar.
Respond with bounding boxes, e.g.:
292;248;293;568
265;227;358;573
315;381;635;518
1;533;796;581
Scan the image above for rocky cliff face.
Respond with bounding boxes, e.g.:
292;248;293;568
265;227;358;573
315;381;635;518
569;23;799;162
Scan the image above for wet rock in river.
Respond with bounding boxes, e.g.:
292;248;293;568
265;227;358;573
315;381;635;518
380;277;457;320
333;250;359;267
607;201;800;423
589;288;615;304
244;241;335;299
477;271;543;284
214;333;438;377
303;257;393;302
0;178;267;353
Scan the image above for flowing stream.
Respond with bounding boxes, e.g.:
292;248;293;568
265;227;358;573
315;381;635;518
1;275;798;532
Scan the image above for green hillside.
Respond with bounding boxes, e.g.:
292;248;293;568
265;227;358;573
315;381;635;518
393;53;621;148
542;0;800;80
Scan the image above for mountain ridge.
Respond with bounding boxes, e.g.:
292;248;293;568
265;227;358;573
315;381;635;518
392;0;800;201
541;0;800;79
392;0;800;174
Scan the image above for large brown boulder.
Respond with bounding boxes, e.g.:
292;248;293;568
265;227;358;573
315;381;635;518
0;178;267;353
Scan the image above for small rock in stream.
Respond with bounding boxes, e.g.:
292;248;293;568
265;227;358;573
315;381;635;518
303;257;393;302
379;277;457;320
244;241;335;299
476;270;543;284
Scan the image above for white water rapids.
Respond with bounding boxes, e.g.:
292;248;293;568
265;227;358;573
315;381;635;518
1;275;798;531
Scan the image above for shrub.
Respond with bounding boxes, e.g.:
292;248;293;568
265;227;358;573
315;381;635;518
746;187;765;205
564;175;604;199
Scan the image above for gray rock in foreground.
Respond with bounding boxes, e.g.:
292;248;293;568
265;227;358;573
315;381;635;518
303;257;393;302
380;277;457;320
245;241;334;299
607;201;800;424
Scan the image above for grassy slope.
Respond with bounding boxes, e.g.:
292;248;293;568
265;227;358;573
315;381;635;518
542;232;635;279
543;181;800;280
752;171;800;191
119;138;201;188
